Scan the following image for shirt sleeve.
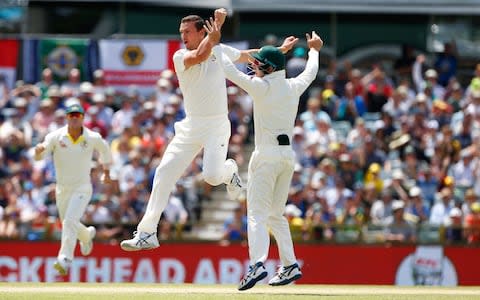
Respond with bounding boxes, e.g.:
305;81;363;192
173;49;186;73
93;134;112;166
290;49;319;97
35;131;56;161
219;44;241;62
212;45;267;99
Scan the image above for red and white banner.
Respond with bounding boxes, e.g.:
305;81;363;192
0;39;19;89
0;242;479;285
99;39;181;94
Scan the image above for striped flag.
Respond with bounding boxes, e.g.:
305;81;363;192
99;39;181;94
0;39;19;89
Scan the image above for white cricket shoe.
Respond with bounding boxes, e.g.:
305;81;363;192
238;262;268;291
226;159;244;201
120;231;159;251
53;255;72;276
268;263;302;286
80;226;96;256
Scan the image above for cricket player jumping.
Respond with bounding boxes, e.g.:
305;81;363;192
121;8;298;251
212;17;323;289
34;103;112;275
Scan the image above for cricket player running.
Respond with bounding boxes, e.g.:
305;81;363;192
34;103;112;275
211;18;323;289
120;8;298;251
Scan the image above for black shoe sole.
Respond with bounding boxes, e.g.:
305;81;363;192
238;271;268;291
269;273;302;286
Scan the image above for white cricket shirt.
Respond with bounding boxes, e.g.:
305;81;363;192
36;126;112;186
173;44;241;118
213;46;319;147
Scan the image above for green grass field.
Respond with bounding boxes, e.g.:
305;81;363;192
1;283;480;300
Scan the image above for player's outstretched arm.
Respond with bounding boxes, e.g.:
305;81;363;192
235;35;299;64
291;31;323;95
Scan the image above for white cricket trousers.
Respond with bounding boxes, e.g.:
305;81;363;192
247;146;297;267
138;115;235;233
55;183;93;260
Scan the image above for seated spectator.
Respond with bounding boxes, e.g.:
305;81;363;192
285;204;305;241
370;188;394;225
429;187;454;225
444;207;464;243
384;200;416;243
464;202;480;245
221;204;247;243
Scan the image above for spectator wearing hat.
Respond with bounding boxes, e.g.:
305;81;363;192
462;188;478;216
412;54;445;99
0;104;33;146
84;106;108;138
370;188;394;225
306;114;337;155
77;81;94;112
444;207;463;244
337;153;360;190
346;117;369;149
299;97;331;133
405;186;429;224
32;98;56;140
48;109;66;132
151;78;174;118
429;187;454;226
92;69;106;94
91;93;113;129
60;68;81;95
46;85;64;109
35;68;56;100
464;202;480;244
384;200;416;243
448;148;476;196
382;87;410;120
111;96;135;136
11;84;42;122
446;82;465;113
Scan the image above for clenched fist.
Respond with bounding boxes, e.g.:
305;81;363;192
306;31;324;52
214;8;227;28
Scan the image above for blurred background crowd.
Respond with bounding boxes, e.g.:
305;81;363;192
1;0;480;247
1;35;480;247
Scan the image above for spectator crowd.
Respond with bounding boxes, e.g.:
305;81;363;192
1;38;480;246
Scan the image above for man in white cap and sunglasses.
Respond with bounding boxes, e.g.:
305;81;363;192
33;103;112;275
211;20;323;290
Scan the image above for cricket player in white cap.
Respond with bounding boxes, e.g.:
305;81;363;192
121;8;298;251
211;18;323;289
34;103;112;275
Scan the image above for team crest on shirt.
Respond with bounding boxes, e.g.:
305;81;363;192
59;140;67;148
81;140;88;149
